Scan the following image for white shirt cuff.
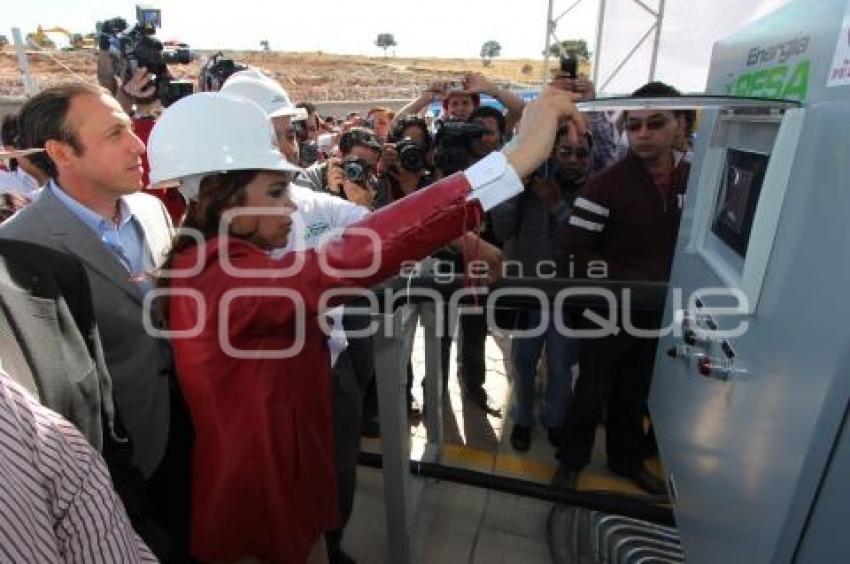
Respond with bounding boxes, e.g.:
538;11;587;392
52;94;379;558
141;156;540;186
464;151;523;212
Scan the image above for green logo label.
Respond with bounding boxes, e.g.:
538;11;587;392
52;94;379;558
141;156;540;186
724;59;810;101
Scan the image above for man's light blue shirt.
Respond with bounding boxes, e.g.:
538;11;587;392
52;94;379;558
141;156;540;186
49;181;154;294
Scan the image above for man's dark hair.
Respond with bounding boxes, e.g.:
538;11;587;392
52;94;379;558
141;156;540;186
469;106;506;139
555;125;593;149
390;116;431;150
1;114;20;171
630;81;681;98
16;82;106;179
628;81;694;131
339;127;382;156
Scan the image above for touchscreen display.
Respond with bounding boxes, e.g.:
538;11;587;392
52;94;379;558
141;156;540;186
711;149;770;257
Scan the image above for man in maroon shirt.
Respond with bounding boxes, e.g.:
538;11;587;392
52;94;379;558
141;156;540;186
554;82;690;494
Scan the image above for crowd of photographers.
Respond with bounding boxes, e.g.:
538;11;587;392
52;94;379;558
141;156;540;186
0;18;697;561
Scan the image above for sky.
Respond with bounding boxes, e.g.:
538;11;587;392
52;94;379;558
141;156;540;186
4;0;791;93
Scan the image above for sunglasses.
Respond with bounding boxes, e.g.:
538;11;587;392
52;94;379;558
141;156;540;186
557;147;590;159
625;115;670;132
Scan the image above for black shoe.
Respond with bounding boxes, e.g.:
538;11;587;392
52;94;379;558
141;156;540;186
610;466;667;496
510;424;531;451
551;465;580;489
546;426;562;448
465;388;502;417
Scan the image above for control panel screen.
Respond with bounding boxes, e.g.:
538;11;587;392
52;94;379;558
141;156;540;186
711;149;769;257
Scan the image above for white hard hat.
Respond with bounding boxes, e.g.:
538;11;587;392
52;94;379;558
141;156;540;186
220;69;308;121
147;92;301;194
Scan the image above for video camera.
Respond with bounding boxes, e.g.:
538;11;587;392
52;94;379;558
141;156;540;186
433;120;488;176
98;6;193;107
198;51;249;92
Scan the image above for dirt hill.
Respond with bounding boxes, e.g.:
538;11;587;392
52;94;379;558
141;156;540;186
0;49;548;101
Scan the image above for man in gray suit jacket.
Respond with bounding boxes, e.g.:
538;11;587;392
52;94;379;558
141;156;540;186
0;82;191;562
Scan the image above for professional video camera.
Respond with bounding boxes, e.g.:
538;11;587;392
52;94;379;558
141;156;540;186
433;120;488;176
198;51;249;92
97;6;193;107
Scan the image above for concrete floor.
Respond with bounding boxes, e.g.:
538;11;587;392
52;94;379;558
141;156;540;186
342;325;663;564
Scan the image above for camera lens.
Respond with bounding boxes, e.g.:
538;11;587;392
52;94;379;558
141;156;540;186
343;161;366;183
398;141;425;172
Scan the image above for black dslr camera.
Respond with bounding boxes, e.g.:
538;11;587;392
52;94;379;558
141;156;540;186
98;6;193;107
433;120;488;176
394;138;426;173
559;55;578;79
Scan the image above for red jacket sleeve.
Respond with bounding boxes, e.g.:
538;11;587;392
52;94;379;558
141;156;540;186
223;171;481;332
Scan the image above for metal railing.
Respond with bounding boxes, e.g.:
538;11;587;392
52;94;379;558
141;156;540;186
365;275;676;563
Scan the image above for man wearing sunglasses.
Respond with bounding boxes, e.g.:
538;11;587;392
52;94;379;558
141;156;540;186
554;81;690;495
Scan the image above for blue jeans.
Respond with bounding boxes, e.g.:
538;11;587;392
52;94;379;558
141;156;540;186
511;310;578;428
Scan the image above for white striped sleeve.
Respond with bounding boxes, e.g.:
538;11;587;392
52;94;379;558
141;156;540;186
573;196;610;217
0;371;158;563
568;215;605;232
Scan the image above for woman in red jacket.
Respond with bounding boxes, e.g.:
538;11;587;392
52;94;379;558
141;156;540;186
147;88;583;564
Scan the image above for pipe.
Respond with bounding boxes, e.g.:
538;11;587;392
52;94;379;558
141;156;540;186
358;451;675;527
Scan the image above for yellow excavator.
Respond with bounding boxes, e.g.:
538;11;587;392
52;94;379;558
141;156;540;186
25;26;96;50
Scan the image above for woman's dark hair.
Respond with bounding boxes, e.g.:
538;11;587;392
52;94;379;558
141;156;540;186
16;82;105;179
390;115;432;151
159;169;258;284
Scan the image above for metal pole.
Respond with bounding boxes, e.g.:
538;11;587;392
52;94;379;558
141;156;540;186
541;0;555;86
373;310;416;564
358;452;676;527
420;302;444;453
649;0;667;80
600;23;656;92
11;27;37;96
554;0;585;23
593;0;607;87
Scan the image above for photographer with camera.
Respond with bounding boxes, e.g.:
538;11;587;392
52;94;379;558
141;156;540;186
96;11;194;226
295;127;381;209
405;116;506;416
374;116;433;206
97;10;194;113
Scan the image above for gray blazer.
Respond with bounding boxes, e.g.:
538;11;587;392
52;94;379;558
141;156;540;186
0;239;115;451
0;187;175;477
